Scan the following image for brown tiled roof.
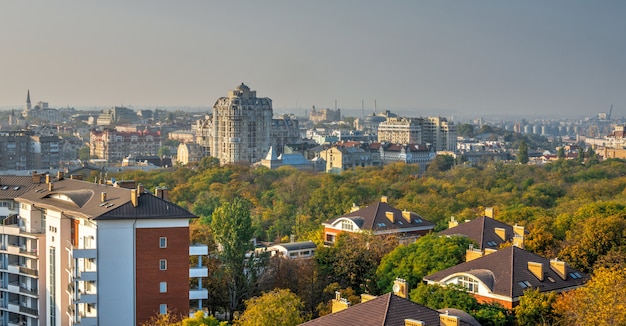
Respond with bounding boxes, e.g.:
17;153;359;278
0;176;40;200
439;216;512;249
424;246;587;299
300;293;473;326
324;201;435;233
16;178;195;221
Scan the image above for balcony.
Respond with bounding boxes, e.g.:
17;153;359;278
189;244;208;256
189;267;208;278
72;248;97;259
19;266;38;277
19;304;38;317
189;288;208;300
75;271;97;282
74;291;97;304
19;247;38;257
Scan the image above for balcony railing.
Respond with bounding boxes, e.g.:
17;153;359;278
19;266;38;276
19;304;38;316
19;247;38;257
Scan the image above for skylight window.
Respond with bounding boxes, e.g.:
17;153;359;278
12;186;20;191
569;272;582;279
1;186;8;190
518;281;532;289
547;276;556;283
487;241;498;247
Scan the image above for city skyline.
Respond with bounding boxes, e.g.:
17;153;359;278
1;1;625;119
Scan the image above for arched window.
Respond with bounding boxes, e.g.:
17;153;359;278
458;276;479;293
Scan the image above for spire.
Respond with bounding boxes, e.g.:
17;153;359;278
26;90;31;104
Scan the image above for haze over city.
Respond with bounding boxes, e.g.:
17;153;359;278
1;1;625;119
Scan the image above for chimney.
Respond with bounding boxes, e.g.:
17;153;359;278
494;227;507;241
449;216;459;228
402;210;411;223
360;293;377;303
130;189;138;207
350;203;360;212
57;171;64;180
381;195;388;203
385;211;395;223
439;313;461;326
466;244;483;262
101;192;107;203
513;224;525;248
48;182;54;192
485;207;494;218
137;183;144;194
392;278;408;298
331;292;350;313
528;262;544;281
404;319;426;326
45;174;51;184
155;187;169;201
550;259;567;280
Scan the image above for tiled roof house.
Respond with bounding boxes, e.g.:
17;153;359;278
322;197;434;244
423;246;587;309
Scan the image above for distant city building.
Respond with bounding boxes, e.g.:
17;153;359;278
309;106;341;123
90;128;162;162
195;83;300;164
422;117;457;152
21;90;63;122
0;130;60;170
260;146;314;171
96;106;139;126
176;143;204;165
377;117;421;144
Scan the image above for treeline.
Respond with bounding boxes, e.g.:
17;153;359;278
118;157;626;324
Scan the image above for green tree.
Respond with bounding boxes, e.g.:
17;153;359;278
316;232;397;294
554;267;626;326
427;154;455;174
518;140;529;164
410;283;478;312
556;147;565;160
158;146;171;157
79;146;91;160
514;288;557;326
234;289;307;326
180;311;227;326
211;198;257;318
376;234;473;292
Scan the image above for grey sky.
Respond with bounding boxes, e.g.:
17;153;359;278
1;1;624;118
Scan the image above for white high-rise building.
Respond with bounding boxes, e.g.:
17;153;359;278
0;174;208;326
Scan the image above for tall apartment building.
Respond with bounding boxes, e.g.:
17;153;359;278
377;116;457;152
423;117;457;152
89;128;162;162
195;84;300;164
0;175;207;326
377;117;422;144
0;131;60;170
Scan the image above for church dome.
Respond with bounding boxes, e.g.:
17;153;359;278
236;83;250;91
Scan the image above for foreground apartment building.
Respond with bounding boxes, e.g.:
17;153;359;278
0;173;207;326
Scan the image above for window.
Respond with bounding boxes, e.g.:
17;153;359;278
159;237;167;248
518;280;532;289
458;276;479;293
160;304;167;315
160;259;167;271
341;220;353;231
569;272;582;279
160;282;167;293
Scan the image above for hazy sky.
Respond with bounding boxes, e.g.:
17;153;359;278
1;1;625;118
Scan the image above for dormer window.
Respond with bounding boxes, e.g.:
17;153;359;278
458;276;479;293
341;220;353;231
